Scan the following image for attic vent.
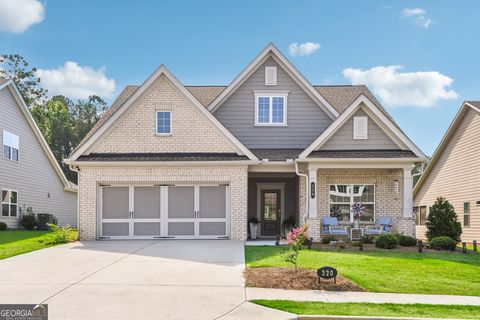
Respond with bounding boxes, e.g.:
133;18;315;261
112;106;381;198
353;116;368;140
265;66;277;86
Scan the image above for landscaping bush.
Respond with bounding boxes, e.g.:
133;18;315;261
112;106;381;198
426;197;462;242
321;235;337;244
361;234;375;244
375;234;398;249
398;234;417;247
0;222;7;231
20;211;37;230
429;236;457;251
45;224;77;244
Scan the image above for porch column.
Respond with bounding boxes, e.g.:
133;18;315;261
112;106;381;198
308;168;317;218
403;167;413;218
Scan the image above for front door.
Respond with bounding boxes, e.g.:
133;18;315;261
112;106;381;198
260;190;281;236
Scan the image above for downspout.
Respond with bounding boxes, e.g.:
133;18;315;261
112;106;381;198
295;161;309;225
411;162;425;180
68;164;81;235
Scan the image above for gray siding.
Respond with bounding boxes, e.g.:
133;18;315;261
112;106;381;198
214;57;333;148
319;108;399;150
0;87;77;228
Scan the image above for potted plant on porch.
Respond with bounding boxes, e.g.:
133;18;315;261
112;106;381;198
282;216;296;238
249;217;259;240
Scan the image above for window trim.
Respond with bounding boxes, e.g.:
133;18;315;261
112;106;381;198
254;91;288;126
2;130;19;162
1;189;18;218
155;111;172;136
414;205;428;226
329;184;376;223
353;116;368;140
464;201;470;228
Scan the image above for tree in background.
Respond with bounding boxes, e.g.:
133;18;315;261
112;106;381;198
70;95;107;146
0;54;47;106
426;197;462;242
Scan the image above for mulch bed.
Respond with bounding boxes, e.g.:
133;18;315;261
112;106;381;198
245;267;364;291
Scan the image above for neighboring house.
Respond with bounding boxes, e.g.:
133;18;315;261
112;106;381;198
0;79;77;228
414;101;480;243
66;43;426;241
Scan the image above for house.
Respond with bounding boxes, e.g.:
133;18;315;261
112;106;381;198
65;43;426;241
414;101;480;243
0;79;77;228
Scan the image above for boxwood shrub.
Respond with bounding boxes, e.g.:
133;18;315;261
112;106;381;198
375;234;398;249
321;235;337;244
0;222;7;231
429;236;457;251
398;234;417;247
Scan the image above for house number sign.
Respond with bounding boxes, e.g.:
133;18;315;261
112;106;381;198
310;182;315;199
317;266;337;284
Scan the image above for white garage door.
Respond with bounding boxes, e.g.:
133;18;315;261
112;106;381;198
100;184;229;239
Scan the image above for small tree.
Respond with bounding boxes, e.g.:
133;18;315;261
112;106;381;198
283;225;308;270
426;197;462;242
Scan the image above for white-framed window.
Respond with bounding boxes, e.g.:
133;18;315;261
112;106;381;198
254;92;288;126
1;189;18;217
2;130;19;161
329;184;375;222
353;116;368;140
265;66;277;86
464;201;470;227
156;111;171;135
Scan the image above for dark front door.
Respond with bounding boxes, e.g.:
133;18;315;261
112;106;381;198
261;190;281;236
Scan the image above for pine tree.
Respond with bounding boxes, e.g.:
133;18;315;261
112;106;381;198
426;197;462;242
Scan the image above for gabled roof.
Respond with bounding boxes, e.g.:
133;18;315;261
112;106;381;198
68;65;258;162
414;101;480;195
299;94;427;159
0;80;77;192
206;43;340;119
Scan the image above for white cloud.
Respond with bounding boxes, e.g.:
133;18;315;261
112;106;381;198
402;7;432;28
36;61;116;99
0;0;45;33
402;8;426;17
289;42;321;57
343;65;457;108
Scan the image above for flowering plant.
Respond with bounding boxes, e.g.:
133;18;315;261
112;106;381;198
283;225;309;270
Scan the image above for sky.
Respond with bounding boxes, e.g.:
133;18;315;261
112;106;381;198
1;0;479;156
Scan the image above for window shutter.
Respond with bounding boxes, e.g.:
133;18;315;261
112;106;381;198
353;117;368;139
265;67;277;86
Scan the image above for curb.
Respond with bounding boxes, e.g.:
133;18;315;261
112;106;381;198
298;316;466;320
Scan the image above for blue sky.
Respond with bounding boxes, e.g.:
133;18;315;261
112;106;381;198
1;0;479;156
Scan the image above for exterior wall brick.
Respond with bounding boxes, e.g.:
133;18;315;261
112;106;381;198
92;74;235;154
78;166;248;241
303;168;414;241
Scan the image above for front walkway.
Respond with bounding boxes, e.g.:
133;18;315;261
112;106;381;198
247;287;480;306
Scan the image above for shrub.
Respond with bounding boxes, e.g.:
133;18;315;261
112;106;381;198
20;211;37;230
322;235;337;244
45;224;77;244
362;234;375;244
426;197;462;242
375;234;398;249
338;241;346;249
0;222;7;231
398;234;417;247
429;236;457;251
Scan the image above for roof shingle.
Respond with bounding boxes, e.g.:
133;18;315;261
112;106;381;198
308;150;417;158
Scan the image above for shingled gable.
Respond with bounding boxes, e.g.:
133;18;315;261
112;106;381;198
299;94;427;159
206;43;340;119
67;65;258;162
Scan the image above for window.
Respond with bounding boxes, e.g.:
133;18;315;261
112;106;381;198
3;130;19;161
329;184;375;222
255;93;288;125
353;116;368;140
265;67;277;85
156;111;171;135
464;201;470;227
1;190;17;217
414;206;427;226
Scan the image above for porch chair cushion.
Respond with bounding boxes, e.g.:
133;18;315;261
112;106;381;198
365;217;393;235
321;216;348;235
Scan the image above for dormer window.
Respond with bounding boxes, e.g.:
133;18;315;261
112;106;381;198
254;91;288;126
353;116;368;140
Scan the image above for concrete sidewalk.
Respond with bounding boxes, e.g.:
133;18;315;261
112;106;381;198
247;287;480;306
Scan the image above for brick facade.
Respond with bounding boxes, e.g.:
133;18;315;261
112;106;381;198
302;168;414;241
78;166;248;240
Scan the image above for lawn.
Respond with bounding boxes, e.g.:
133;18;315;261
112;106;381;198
245;246;480;296
0;230;77;260
253;300;480;319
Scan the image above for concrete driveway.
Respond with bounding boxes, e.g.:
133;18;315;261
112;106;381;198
0;240;251;319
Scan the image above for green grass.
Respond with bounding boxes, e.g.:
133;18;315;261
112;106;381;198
0;230;77;260
246;246;480;296
252;300;480;319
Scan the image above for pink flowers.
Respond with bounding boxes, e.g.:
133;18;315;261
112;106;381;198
287;225;309;245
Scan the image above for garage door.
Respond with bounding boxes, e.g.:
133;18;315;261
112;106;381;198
100;184;229;239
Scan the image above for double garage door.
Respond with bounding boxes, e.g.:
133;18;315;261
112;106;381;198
100;184;229;239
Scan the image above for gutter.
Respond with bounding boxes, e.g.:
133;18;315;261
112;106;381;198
64;159;260;167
